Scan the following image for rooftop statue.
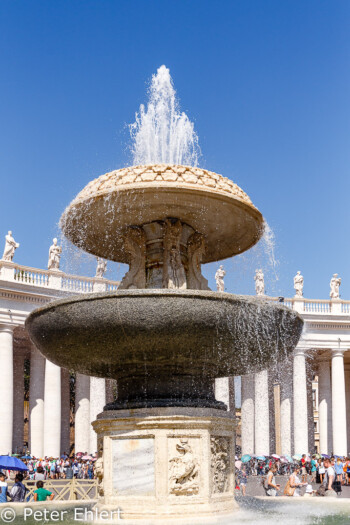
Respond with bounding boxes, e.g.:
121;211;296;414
330;273;341;299
254;269;265;296
95;257;107;278
294;271;304;298
215;265;226;292
48;238;62;270
2;231;19;262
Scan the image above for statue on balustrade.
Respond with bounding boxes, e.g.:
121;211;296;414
215;265;226;292
254;269;265;296
48;238;62;270
2;231;19;261
95;257;107;278
330;273;341;299
294;271;304;298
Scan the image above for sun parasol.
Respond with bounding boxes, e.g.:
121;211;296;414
0;456;28;471
241;454;251;463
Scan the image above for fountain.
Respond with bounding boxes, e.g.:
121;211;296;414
25;66;303;521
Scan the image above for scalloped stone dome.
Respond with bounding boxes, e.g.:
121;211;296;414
60;164;264;263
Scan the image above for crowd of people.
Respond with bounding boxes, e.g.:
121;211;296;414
0;453;98;503
236;453;350;497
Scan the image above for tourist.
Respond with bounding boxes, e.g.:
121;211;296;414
34;481;54;501
64;461;73;479
318;458;325;483
334;458;344;483
0;472;10;503
237;466;248;496
304;484;315;497
10;473;28;502
88;462;94;480
346;458;350;485
317;457;336;497
72;460;80;478
287;465;307;497
265;465;280;496
300;454;307;482
50;459;57;479
310;455;317;483
34;466;46;481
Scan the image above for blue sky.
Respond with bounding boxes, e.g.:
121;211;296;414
0;0;349;299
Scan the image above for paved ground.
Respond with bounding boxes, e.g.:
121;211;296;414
242;474;350;498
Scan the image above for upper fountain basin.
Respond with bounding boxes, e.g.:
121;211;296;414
26;289;303;379
60;164;264;264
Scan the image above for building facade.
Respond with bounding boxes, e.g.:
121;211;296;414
0;259;119;457
1;258;350;457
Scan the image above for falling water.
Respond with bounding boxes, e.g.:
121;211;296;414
129;65;200;166
260;221;278;279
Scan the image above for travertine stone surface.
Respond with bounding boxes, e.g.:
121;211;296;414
71;165;254;205
60;164;264;264
92;407;237;520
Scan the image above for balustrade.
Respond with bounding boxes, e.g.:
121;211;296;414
0;262;119;294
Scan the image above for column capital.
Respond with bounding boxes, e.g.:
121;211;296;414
0;324;14;334
331;348;346;358
294;347;306;357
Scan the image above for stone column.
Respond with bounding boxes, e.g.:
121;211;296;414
273;382;281;456
254;370;269;456
293;348;308;454
43;359;61;457
332;349;347;456
318;359;332;455
61;368;71;456
0;325;14;454
345;366;350;455
306;361;315;454
241;374;254;455
75;373;90;453
13;352;24;453
90;377;106;454
280;358;293;456
29;346;45;458
215;377;235;412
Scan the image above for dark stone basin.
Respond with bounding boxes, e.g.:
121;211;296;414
25;290;303;410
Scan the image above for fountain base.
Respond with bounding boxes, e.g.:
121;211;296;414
92;407;237;520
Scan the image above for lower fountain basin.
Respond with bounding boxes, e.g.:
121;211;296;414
26;290;303;409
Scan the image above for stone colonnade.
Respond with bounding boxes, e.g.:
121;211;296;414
241;347;350;457
0;324;112;456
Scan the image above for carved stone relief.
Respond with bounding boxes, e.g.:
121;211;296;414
162;219;187;290
95;456;104;497
187;232;209;290
119;227;146;289
169;438;199;495
210;437;230;493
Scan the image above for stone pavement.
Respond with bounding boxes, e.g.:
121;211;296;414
241;475;350;498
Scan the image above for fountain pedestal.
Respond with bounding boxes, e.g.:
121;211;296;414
92;407;237;520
